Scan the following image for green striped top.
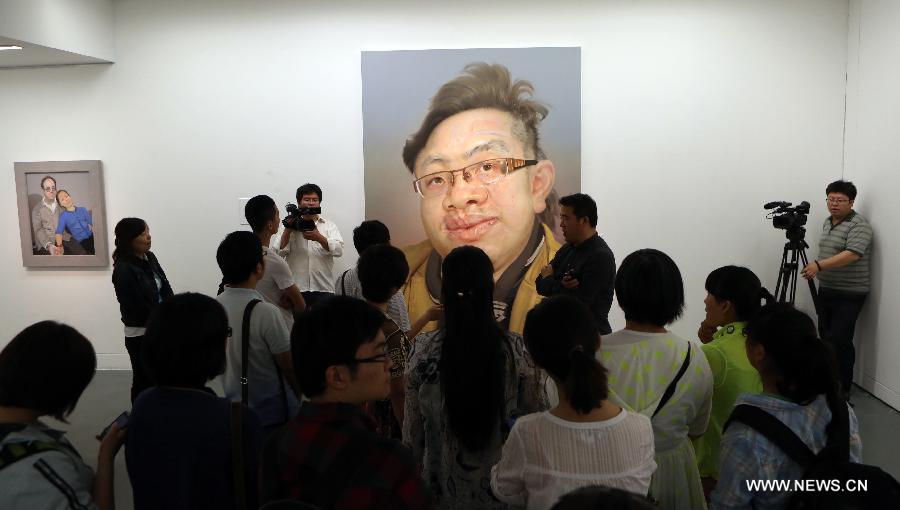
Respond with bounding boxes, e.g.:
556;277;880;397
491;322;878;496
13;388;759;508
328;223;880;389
816;211;872;294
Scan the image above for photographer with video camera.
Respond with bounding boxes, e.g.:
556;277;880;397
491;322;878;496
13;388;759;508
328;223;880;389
800;180;873;402
278;183;344;308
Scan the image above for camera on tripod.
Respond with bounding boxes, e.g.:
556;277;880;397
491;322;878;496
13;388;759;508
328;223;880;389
765;201;810;232
283;203;320;232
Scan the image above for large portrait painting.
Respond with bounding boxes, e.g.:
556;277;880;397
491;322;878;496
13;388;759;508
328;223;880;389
14;160;109;268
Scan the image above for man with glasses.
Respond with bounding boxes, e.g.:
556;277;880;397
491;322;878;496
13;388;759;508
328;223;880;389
278;183;344;308
801;180;873;401
401;63;559;334
30;175;78;255
260;296;433;510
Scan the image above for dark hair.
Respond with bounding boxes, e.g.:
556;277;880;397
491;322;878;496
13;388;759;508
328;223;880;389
40;175;56;190
826;180;857;201
292;296;385;398
524;295;607;414
216;231;263;285
352;220;390;254
55;189;70;206
296;183;322;202
439;246;506;451
244;195;278;234
559;193;598;228
615;248;684;327
0;321;96;422
705;266;774;322
551;486;658;510
112;217;148;263
403;62;548;172
358;244;409;304
745;303;841;409
142;293;229;388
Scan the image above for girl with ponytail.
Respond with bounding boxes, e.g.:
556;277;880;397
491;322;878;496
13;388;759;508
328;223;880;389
492;295;656;508
693;266;770;492
403;246;547;509
711;303;862;509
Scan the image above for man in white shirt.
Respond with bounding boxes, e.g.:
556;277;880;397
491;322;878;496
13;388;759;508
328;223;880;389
246;194;306;328
278;183;344;308
216;231;301;433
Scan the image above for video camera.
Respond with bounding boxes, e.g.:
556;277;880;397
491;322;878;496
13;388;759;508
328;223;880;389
282;203;321;232
764;201;810;235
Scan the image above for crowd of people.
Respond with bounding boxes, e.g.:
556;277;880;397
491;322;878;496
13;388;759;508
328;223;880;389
0;61;883;510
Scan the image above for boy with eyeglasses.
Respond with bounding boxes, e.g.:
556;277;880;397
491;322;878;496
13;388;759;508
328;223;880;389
260;296;433;510
801;180;873;401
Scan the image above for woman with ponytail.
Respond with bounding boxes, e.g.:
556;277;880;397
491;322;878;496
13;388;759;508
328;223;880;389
711;303;861;509
603;249;713;510
404;246;547;509
693;266;769;493
491;295;656;508
111;218;173;402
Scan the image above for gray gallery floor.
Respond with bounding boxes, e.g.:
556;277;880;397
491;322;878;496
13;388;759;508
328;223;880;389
48;370;900;510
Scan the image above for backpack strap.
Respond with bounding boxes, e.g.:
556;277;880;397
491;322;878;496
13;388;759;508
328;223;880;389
241;299;262;405
340;269;350;296
229;401;247;510
725;404;816;468
653;343;692;418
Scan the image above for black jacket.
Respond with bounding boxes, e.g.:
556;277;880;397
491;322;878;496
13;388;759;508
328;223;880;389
112;252;174;328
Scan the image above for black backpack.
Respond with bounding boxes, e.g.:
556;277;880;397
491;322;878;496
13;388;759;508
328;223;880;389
725;401;900;509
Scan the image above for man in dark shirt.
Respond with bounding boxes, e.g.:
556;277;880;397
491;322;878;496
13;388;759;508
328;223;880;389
260;296;433;510
536;193;616;334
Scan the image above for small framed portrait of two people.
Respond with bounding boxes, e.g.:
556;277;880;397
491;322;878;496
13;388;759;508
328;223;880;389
14;160;109;268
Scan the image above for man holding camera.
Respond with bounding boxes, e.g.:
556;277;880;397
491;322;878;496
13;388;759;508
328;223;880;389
801;180;873;400
279;183;344;308
535;193;616;335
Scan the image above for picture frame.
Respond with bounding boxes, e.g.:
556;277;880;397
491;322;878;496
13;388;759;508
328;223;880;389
14;160;109;268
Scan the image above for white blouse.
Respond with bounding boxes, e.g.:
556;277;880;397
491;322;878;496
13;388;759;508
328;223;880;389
490;409;656;510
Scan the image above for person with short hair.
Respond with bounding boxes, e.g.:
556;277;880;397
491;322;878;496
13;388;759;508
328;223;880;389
0;321;124;510
602;249;713;510
126;292;262;510
245;194;306;328
536;193;616;334
54;189;95;255
710;303;862;510
217;231;300;434
30;175;77;255
278;183;344;308
801;180;873;400
404;246;548;509
491;295;656;508
112;217;174;402
402;63;560;335
693;266;769;496
260;296;433;510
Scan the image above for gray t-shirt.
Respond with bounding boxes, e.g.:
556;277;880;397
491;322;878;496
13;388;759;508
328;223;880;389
217;287;300;427
816;211;873;294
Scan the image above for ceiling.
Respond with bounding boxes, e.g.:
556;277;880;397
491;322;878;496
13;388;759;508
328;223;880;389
0;36;110;68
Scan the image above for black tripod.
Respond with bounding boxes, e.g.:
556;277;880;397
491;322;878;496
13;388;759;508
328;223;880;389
774;227;819;312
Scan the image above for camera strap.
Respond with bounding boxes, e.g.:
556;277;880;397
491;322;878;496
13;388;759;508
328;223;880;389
652;343;692;418
240;299;262;406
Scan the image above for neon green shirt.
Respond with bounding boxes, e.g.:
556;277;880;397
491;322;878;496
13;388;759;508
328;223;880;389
692;321;763;478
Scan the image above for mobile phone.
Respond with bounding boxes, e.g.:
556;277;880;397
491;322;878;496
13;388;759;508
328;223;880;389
96;411;129;440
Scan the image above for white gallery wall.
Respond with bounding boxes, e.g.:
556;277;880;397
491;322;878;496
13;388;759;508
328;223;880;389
1;0;878;395
843;0;900;409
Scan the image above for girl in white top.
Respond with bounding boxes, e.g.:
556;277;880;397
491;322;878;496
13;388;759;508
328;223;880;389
491;295;657;510
602;249;713;510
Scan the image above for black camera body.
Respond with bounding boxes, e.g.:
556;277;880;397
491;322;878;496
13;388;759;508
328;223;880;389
283;203;321;232
765;200;810;231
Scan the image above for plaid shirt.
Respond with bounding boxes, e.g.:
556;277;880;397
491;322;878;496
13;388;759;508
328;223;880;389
260;401;433;510
710;393;861;510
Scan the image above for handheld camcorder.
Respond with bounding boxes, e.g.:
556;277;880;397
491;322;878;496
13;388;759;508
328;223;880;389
283;203;321;232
